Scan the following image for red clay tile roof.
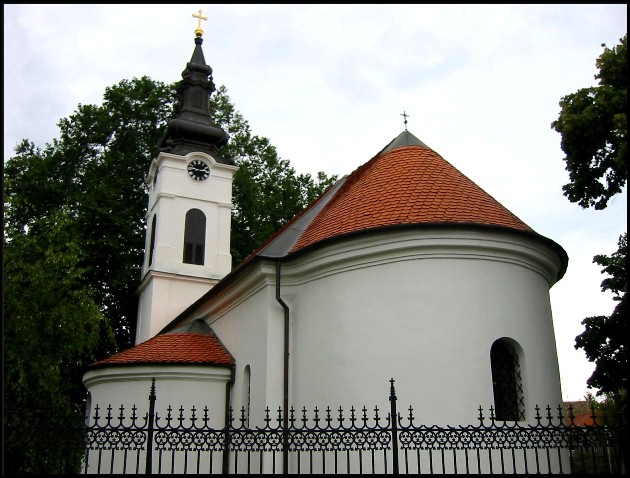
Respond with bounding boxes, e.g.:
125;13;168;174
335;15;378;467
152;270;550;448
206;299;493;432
567;413;598;426
89;333;234;368
290;144;532;253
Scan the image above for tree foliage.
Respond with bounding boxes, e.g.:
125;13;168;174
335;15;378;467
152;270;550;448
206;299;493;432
5;77;177;351
551;34;627;210
3;211;115;473
551;34;627;407
3;77;336;473
575;233;628;398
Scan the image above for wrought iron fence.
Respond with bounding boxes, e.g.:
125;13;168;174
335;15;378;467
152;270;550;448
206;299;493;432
83;379;627;474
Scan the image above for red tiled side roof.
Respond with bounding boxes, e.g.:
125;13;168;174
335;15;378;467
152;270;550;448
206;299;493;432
291;145;532;252
89;333;234;368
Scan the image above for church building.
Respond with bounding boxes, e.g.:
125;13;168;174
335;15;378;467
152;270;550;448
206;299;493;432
82;17;569;474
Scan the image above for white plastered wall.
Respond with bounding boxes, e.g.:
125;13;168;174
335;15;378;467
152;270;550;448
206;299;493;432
83;364;232;424
181;262;287;425
172;227;564;426
83;364;232;474
279;228;564;425
136;273;218;343
135;151;238;344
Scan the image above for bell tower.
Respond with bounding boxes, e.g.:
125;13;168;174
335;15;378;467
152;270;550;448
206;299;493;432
135;14;238;344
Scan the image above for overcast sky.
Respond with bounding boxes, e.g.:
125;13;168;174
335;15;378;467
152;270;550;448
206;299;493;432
4;4;627;402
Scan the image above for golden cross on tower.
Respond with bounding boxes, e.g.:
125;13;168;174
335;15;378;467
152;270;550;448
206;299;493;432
192;9;207;37
401;110;410;131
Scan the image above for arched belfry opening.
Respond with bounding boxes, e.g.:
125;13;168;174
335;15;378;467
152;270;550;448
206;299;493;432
148;215;157;266
183;208;206;265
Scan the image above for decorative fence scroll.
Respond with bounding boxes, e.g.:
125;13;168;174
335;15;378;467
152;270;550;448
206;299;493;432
83;379;627;474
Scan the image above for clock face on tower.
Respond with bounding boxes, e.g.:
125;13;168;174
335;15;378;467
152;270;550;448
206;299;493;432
187;159;210;182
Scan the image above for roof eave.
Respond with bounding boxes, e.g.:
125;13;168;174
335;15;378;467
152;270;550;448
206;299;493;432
284;222;569;282
86;361;235;371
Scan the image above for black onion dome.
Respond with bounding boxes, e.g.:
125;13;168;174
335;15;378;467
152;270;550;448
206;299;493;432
157;36;233;164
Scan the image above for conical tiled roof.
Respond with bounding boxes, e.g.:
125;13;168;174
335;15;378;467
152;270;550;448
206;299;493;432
290;132;532;252
88;320;234;369
253;130;533;258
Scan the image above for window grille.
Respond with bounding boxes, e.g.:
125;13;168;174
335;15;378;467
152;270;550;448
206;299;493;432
490;339;525;421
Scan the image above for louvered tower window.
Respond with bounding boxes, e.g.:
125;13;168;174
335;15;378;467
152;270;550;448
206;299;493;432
183;209;206;265
148;215;157;266
490;339;525;421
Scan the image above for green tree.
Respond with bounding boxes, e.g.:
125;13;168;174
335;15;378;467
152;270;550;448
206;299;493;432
575;233;628;397
551;34;627;210
5;77;178;352
3;210;115;473
3;77;336;473
551;35;627;407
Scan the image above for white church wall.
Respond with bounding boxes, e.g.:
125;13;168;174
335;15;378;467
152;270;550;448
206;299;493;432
83;365;232;424
135;272;218;343
189;262;287;424
143;152;236;281
83;365;232;474
152;227;567;473
172;264;286;474
280;228;564;426
135;151;237;344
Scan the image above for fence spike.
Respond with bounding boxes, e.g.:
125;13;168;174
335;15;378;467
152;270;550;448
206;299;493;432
82;393;626;475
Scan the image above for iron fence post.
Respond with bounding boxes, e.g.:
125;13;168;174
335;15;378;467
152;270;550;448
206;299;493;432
389;378;399;475
145;378;156;475
222;409;231;475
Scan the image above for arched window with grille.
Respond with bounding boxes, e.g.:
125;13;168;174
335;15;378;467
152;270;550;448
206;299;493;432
183;209;206;265
148;214;157;266
490;338;525;421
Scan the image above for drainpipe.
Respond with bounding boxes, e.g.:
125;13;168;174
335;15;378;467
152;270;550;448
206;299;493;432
275;260;290;475
222;365;235;474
